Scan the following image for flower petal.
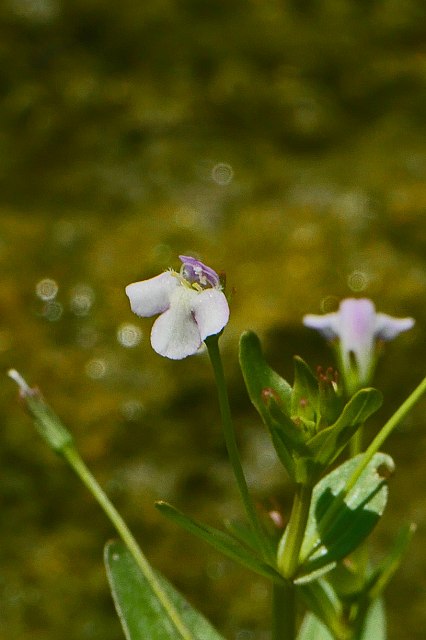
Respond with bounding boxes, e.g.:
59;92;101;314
303;313;340;340
150;287;202;359
192;289;230;340
374;313;415;341
338;299;376;381
125;272;179;317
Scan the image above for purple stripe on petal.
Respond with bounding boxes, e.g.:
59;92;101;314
179;255;220;288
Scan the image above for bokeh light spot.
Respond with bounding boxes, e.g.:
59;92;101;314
11;0;58;22
43;301;63;321
347;270;369;292
320;295;339;313
70;284;95;316
36;278;58;301
117;323;143;348
120;399;145;422
85;358;108;379
211;162;234;186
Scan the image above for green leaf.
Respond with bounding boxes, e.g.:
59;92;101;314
358;597;386;640
291;356;319;427
223;518;261;553
299;579;348;640
364;522;416;602
156;501;283;583
317;368;344;426
297;596;387;640
297;613;334;640
104;540;225;640
295;453;394;583
239;330;292;413
306;388;383;469
239;331;306;478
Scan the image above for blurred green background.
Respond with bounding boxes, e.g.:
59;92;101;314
1;1;425;639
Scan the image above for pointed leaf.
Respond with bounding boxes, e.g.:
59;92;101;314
364;522;416;601
298;596;386;640
296;453;394;583
299;579;348;640
156;501;283;583
104;540;225;640
358;597;386;640
239;330;292;416
267;393;310;451
297;613;333;640
291;356;319;426
223;518;261;553
239;331;305;478
306;388;383;468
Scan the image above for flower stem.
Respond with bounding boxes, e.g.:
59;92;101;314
62;444;195;640
346;375;426;494
272;582;296;640
301;375;426;559
349;424;364;458
278;484;313;579
205;335;272;562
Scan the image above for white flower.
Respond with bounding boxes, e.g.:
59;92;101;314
303;298;414;385
125;256;230;359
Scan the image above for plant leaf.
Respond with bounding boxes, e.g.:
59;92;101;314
291;356;319;426
364;522;416;601
297;613;334;640
239;330;292;415
223;518;261;553
298;579;347;640
306;388;383;468
239;331;307;478
296;452;394;583
358;597;386;640
104;540;225;640
297;595;387;640
156;501;283;583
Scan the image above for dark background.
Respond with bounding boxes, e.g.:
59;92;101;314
1;1;425;639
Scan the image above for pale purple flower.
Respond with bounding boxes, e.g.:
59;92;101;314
303;298;414;384
125;256;229;359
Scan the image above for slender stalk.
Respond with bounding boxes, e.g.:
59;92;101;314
301;375;426;562
278;484;313;579
205;335;272;562
63;445;194;640
346;375;426;494
348;424;368;578
272;582;296;640
349;424;363;458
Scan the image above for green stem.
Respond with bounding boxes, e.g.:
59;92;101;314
346;375;426;494
301;375;426;562
272;582;296;640
62;445;194;640
348;424;368;579
278;484;313;579
349;424;364;458
205;335;272;562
